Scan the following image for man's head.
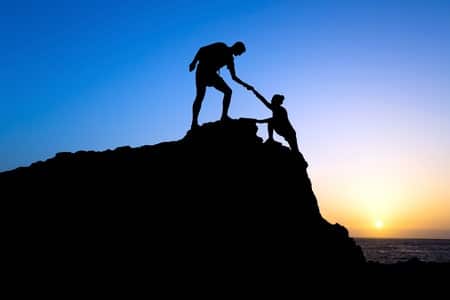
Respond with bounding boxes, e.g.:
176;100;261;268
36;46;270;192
231;41;246;56
271;94;285;106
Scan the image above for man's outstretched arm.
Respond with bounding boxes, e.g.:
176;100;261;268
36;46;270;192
228;63;252;90
189;49;201;72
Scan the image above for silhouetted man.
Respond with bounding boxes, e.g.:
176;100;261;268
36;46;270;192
189;41;252;129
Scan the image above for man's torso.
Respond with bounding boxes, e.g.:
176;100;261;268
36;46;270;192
197;43;233;73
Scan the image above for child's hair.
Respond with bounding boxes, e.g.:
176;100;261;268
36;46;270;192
271;94;285;106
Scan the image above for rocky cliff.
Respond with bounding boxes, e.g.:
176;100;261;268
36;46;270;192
2;118;365;284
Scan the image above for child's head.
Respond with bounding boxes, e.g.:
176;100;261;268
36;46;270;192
271;94;285;106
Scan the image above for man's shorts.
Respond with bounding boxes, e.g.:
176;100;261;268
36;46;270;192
196;69;228;87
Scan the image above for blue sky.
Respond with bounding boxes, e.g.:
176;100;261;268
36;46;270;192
1;0;449;237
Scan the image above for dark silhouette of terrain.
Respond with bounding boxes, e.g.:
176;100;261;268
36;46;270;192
2;119;448;287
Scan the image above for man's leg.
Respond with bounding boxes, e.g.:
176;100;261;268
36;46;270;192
192;83;206;129
213;77;232;121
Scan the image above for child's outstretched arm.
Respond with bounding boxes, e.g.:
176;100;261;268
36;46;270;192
250;87;272;110
255;118;271;123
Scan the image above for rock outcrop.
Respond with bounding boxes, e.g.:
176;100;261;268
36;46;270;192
2;118;365;283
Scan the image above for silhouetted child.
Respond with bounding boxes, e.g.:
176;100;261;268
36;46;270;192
250;87;308;166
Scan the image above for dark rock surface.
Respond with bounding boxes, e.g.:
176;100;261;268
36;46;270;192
2;118;366;284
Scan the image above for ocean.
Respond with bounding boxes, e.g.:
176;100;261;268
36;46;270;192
355;238;450;264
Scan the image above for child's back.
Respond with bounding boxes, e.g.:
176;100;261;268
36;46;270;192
271;104;295;139
250;87;308;167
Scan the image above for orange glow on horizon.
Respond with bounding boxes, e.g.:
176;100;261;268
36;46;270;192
311;151;450;239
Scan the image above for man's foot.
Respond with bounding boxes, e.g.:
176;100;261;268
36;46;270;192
220;115;232;122
190;122;199;130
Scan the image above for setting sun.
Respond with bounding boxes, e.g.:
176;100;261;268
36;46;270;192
375;220;384;230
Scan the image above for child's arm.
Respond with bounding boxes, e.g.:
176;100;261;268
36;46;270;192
251;88;272;110
255;118;271;123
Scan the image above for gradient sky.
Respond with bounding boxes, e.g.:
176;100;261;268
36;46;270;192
1;0;449;238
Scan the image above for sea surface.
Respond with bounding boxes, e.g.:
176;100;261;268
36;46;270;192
355;238;450;264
